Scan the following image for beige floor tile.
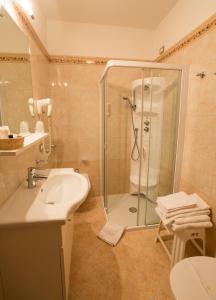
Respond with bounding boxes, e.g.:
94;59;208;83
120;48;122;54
69;197;173;300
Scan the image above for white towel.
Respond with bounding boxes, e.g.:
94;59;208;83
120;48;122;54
170;210;210;220
155;206;210;225
159;193;210;218
157;191;197;213
175;215;210;225
172;221;213;232
97;221;126;246
168;210;210;225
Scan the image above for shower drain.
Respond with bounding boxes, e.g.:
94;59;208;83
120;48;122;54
129;207;137;213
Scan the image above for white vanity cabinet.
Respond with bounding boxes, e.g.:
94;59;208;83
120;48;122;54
0;217;73;300
0;168;89;300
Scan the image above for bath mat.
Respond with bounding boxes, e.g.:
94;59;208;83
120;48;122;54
97;221;126;246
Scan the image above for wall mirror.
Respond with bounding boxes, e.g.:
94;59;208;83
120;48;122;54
0;7;34;134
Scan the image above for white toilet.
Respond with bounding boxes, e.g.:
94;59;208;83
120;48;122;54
170;256;216;300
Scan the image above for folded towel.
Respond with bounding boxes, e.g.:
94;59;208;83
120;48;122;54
158;193;210;218
155;207;210;226
172;221;213;232
175;215;210;225
97;221;126;246
166;210;210;225
170;209;210;220
157;191;197;213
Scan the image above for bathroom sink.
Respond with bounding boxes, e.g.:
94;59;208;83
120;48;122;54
39;172;89;207
0;168;90;227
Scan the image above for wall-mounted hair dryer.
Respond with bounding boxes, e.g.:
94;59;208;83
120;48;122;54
28;98;52;117
36;98;52;117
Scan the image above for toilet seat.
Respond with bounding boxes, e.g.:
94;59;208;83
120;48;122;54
170;256;216;300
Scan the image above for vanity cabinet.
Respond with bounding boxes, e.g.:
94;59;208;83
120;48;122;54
0;217;73;300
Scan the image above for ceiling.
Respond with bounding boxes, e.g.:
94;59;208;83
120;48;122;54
36;0;178;29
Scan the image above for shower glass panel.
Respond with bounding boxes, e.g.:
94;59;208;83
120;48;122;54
104;67;144;227
138;69;181;226
101;61;185;229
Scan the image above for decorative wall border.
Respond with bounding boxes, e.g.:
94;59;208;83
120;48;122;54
49;55;108;65
156;12;216;62
49;55;152;64
0;53;29;63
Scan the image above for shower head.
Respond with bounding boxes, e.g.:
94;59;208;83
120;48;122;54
122;97;136;111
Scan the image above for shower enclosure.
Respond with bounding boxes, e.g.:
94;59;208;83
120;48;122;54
100;60;188;228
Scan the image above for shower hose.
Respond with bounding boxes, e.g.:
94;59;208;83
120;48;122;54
130;108;140;161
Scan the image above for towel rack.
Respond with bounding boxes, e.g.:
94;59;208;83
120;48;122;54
196;72;205;78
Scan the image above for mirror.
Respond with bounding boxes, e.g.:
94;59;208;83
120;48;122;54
0;7;34;134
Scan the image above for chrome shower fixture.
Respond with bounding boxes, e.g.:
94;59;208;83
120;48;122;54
196;72;205;78
122;96;140;161
122;96;136;111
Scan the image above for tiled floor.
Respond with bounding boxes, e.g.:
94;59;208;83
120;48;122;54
69;196;173;300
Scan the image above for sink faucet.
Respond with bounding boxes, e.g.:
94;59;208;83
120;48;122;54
27;167;48;189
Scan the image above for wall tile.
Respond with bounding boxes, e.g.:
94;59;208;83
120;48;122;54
163;25;216;255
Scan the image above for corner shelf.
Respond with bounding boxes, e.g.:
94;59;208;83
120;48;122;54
0;133;48;156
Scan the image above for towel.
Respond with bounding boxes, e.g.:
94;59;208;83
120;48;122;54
175;215;210;225
158;193;210;218
172;221;213;232
155;206;210;225
166;210;210;225
97;221;126;246
157;191;197;213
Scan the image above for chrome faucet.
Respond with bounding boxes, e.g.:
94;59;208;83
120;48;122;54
27;167;48;189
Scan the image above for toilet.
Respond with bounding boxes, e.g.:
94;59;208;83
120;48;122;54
170;256;216;300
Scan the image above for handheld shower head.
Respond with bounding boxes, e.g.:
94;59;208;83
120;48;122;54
122;97;136;111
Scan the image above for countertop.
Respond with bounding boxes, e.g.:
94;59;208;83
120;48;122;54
0;168;89;228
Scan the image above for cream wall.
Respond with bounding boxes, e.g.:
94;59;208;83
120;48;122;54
161;25;216;255
29;0;47;48
16;0;216;61
3;0;47;49
0;11;29;53
4;0;216;62
46;20;154;60
49;63;103;197
6;0;216;61
154;0;216;58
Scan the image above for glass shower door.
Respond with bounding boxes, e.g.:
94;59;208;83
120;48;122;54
136;72;156;226
102;64;183;228
138;69;182;226
104;67;144;227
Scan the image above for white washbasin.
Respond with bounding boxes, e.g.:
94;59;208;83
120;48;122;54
39;173;89;207
0;168;90;227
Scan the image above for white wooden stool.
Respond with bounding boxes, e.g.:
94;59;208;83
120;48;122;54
155;221;206;267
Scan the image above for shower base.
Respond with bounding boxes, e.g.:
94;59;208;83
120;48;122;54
107;193;159;228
